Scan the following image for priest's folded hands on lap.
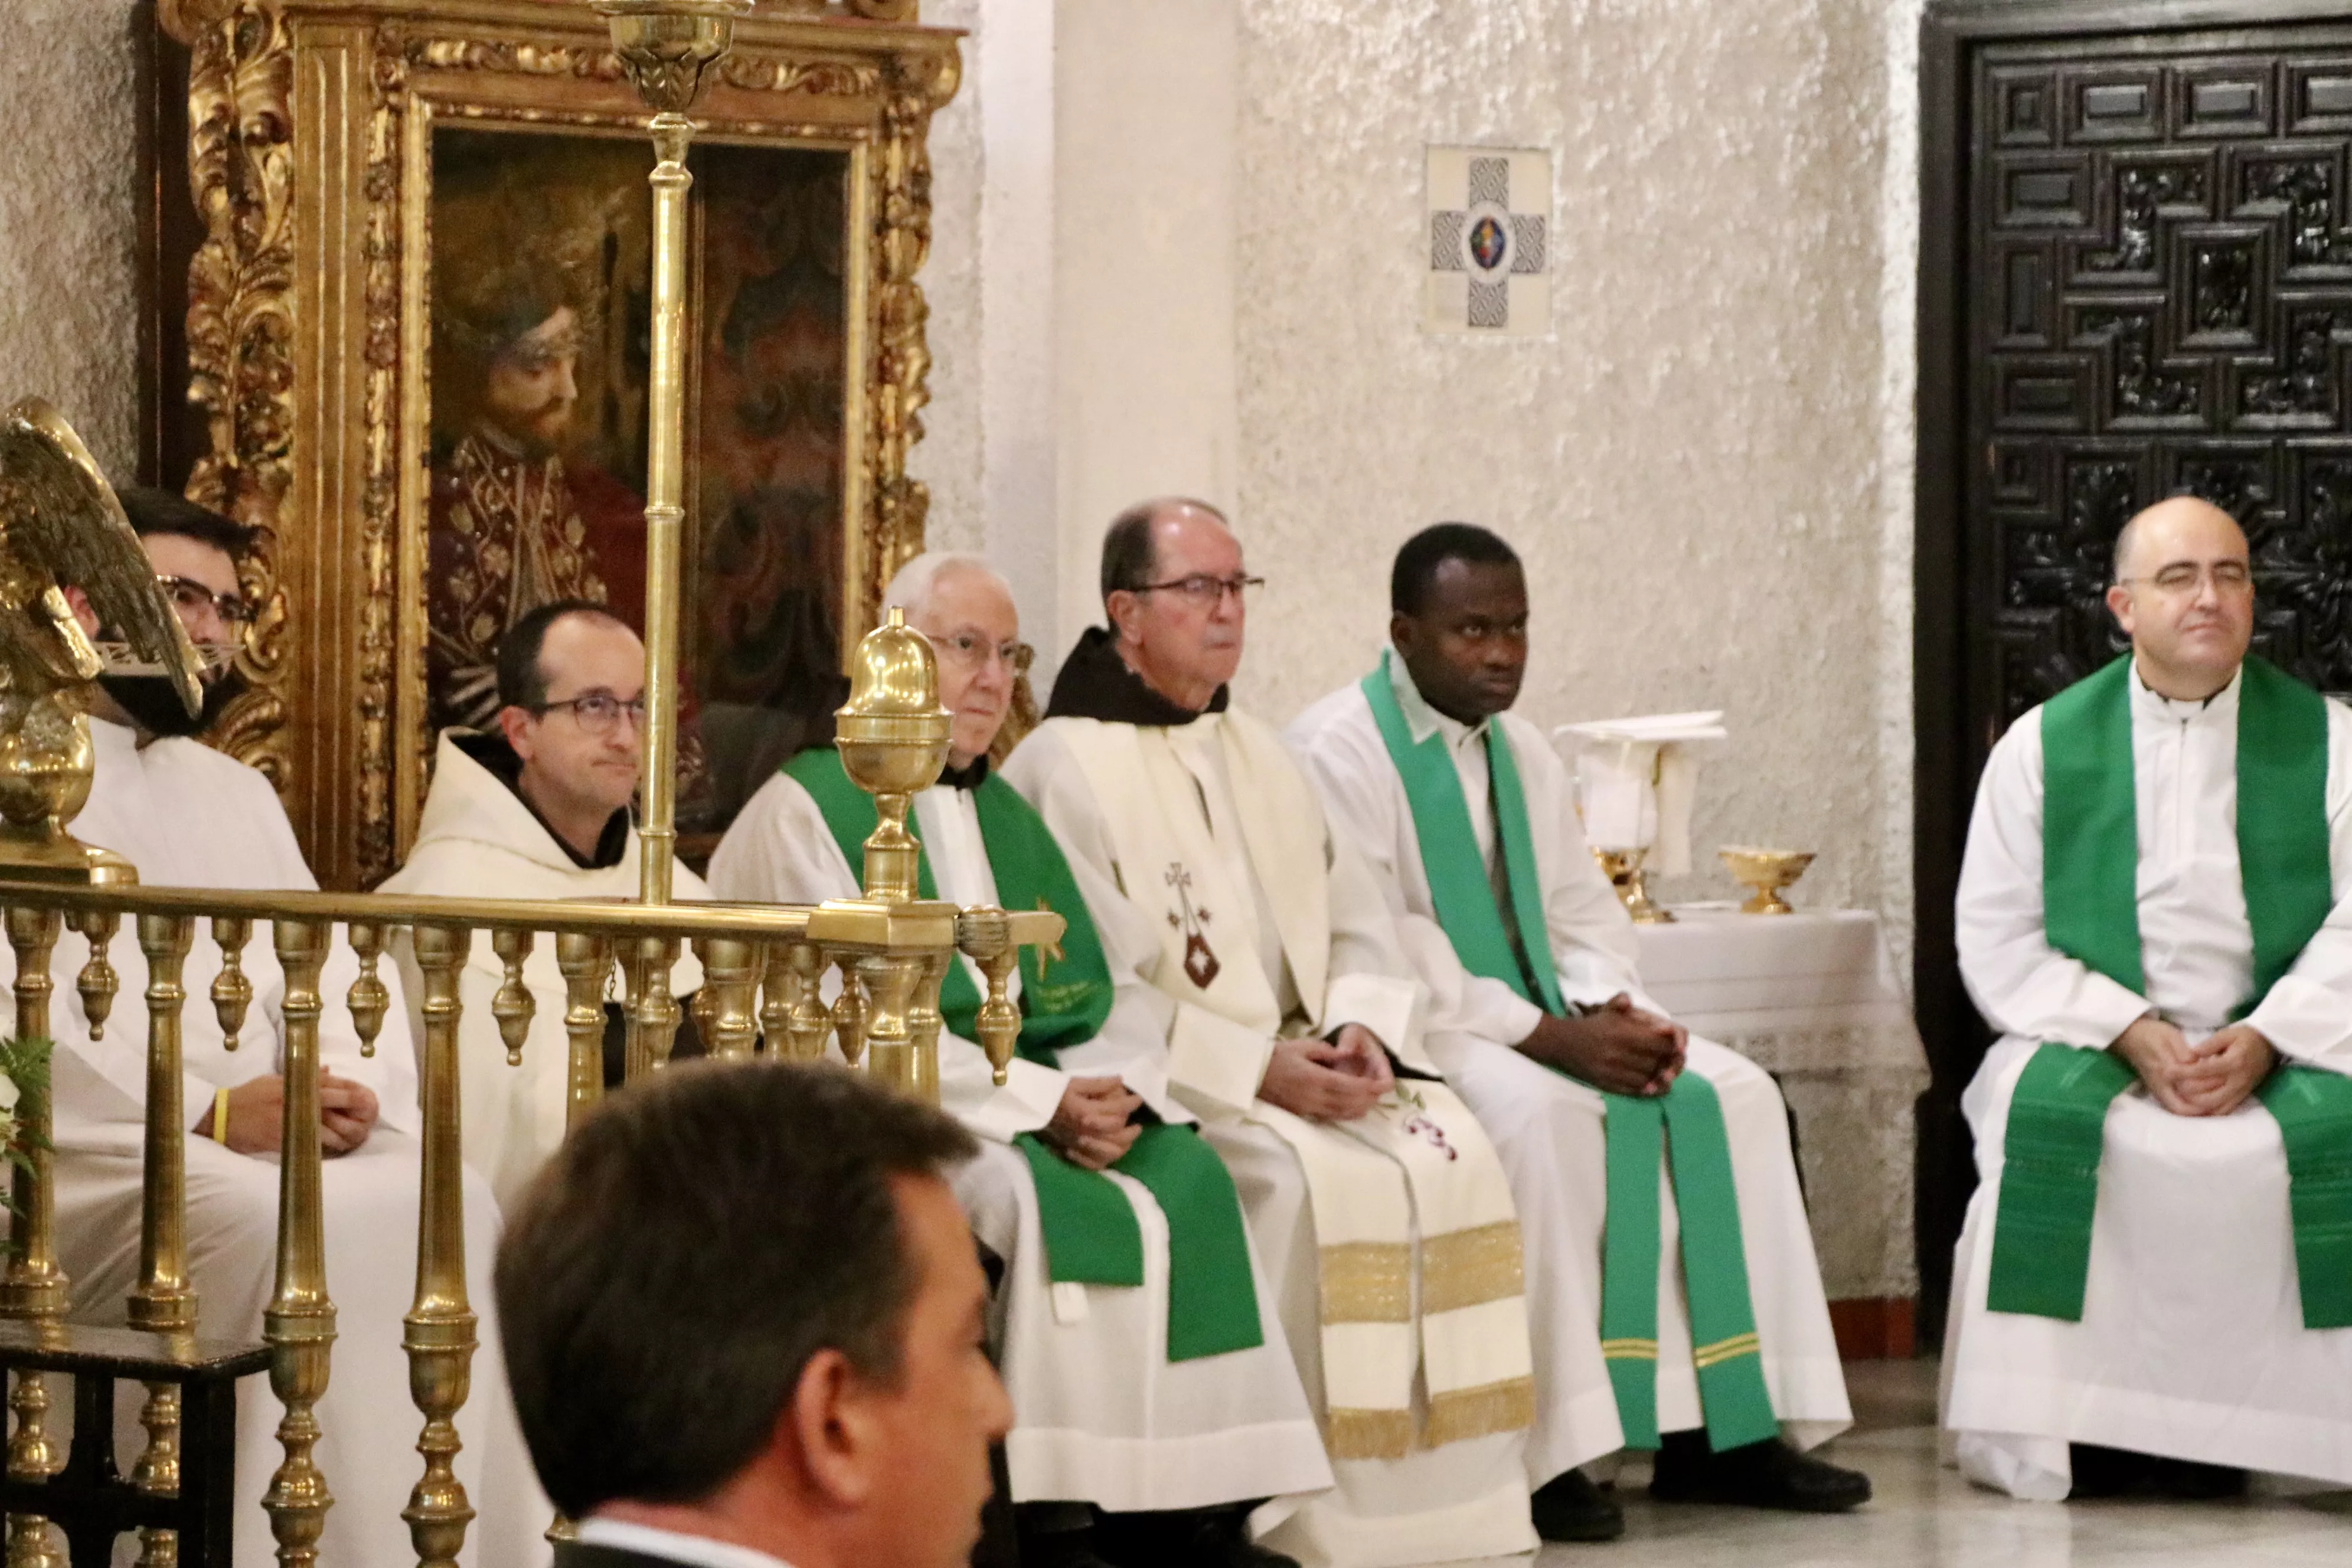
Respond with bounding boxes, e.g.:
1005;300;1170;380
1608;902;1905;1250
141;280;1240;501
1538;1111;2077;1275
194;1070;381;1155
1519;992;1687;1097
1258;1023;1396;1122
2110;1013;2278;1118
1036;1075;1144;1168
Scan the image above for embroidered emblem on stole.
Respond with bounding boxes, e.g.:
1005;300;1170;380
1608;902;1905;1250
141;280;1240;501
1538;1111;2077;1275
1164;861;1220;988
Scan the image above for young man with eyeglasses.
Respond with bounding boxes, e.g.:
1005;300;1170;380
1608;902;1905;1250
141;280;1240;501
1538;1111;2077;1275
381;598;708;1208
1003;501;1544;1565
711;553;1329;1568
1946;495;2352;1501
11;488;551;1568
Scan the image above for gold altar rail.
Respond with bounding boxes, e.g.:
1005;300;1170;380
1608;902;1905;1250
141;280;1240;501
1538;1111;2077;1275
0;877;1058;1568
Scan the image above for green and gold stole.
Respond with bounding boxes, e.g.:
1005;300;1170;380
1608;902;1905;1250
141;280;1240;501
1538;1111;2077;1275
788;747;1263;1361
1991;655;2352;1329
1359;655;1779;1451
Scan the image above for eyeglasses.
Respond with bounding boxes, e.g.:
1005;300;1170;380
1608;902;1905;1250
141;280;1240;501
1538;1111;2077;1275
2119;562;2254;596
927;631;1025;672
157;574;256;627
533;692;646;733
1131;573;1265;607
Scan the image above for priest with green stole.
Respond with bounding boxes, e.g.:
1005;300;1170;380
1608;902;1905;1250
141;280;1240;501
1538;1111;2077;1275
1948;496;2352;1501
1286;524;1867;1538
707;552;1328;1568
1007;501;1541;1568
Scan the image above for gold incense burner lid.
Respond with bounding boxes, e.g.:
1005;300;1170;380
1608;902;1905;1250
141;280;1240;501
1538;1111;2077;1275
835;607;952;801
593;0;755;115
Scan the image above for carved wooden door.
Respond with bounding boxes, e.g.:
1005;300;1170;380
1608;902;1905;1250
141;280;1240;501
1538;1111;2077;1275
1968;35;2352;737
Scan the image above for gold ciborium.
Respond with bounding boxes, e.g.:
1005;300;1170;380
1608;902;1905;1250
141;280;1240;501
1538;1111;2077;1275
1719;846;1815;915
834;607;953;903
1590;845;1674;925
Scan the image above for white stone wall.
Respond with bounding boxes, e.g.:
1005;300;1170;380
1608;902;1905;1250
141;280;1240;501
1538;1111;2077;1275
0;0;145;476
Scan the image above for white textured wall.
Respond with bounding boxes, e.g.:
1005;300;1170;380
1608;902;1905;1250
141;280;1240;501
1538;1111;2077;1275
0;0;145;476
1227;0;1912;926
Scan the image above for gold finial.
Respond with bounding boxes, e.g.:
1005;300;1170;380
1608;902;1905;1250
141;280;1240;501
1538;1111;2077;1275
834;607;952;903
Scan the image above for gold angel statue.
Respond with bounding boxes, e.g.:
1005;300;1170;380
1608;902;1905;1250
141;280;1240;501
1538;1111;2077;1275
0;397;204;882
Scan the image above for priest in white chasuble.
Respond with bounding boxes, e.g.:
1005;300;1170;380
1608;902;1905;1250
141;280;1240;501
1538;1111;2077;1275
1004;500;1541;1568
379;598;707;1210
710;551;1330;1568
8;490;547;1568
1949;495;2352;1501
1286;524;1865;1538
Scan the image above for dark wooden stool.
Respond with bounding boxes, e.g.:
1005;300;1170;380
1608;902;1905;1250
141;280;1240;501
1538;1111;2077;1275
0;1320;271;1568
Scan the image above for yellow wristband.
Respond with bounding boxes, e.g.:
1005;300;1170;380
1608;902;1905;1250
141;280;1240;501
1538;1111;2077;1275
210;1086;231;1145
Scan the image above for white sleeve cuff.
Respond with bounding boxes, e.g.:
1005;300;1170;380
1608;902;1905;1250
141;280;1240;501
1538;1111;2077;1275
1168;1003;1274;1119
1321;972;1417;1055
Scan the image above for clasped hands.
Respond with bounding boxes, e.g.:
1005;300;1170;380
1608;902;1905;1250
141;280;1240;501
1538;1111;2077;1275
1520;993;1685;1097
195;1070;380;1157
2111;1013;2275;1118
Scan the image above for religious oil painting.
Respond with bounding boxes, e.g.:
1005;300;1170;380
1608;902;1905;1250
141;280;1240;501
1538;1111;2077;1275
427;125;852;845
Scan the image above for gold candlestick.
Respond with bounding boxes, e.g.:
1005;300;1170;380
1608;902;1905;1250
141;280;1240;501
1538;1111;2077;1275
594;0;753;907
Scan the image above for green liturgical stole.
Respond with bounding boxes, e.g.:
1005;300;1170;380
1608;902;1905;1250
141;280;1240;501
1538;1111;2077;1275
787;749;1263;1361
1992;655;2352;1329
1360;655;1779;1451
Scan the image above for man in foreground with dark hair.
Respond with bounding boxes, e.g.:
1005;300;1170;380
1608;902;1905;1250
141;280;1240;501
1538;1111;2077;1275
7;488;547;1568
381;597;707;1207
497;1059;1012;1568
1286;522;1865;1532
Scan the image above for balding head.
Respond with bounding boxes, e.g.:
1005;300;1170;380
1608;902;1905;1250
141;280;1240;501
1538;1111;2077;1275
2104;494;2254;701
1099;497;1230;605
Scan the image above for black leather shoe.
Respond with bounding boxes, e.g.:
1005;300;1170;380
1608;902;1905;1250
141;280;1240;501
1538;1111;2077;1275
2067;1443;2157;1499
1531;1466;1625;1541
1649;1432;1872;1513
2152;1456;2249;1501
1095;1505;1299;1568
1015;1504;1119;1568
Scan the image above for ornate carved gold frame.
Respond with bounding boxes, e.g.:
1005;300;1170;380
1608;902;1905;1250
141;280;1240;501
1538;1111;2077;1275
153;0;959;890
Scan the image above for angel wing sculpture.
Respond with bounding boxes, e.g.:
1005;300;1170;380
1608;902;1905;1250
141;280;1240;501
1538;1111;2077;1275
0;397;206;883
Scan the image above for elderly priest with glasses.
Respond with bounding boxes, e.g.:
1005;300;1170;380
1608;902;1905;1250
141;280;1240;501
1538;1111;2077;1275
708;551;1329;1568
9;489;545;1568
379;597;708;1208
1946;495;2352;1501
1003;501;1541;1567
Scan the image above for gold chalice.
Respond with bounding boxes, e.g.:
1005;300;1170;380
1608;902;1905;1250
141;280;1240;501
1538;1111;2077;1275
1719;846;1815;915
1590;846;1674;925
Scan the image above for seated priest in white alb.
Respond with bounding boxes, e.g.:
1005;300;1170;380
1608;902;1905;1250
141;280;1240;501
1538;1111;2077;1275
378;599;707;1209
1285;524;1867;1538
1948;495;2352;1501
708;551;1329;1568
12;489;547;1568
1004;501;1541;1568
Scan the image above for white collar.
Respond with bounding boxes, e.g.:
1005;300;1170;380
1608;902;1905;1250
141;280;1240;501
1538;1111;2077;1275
1386;648;1491;752
2129;658;2243;727
573;1518;795;1568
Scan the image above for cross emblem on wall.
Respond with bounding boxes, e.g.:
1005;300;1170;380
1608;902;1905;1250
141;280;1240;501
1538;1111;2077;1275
1425;148;1553;337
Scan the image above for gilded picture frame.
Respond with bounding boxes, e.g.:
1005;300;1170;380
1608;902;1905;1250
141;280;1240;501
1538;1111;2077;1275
149;0;959;890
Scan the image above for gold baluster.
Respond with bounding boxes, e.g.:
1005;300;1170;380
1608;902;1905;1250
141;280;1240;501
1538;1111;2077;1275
904;949;951;1107
73;910;120;1040
211;915;252;1050
262;918;335;1568
756;943;791;1055
619;943;651;1084
958;906;1023;1089
854;953;919;1093
345;922;390;1059
489;929;535;1067
831;958;869;1070
631;937;681;1073
696;937;758;1061
129;915;199;1568
554;933;610;1131
4;907;66;1568
404;925;477;1568
785;941;832;1061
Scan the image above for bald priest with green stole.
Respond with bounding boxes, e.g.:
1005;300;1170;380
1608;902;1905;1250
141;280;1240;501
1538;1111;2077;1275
1947;496;2352;1501
707;551;1328;1568
1286;524;1867;1539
